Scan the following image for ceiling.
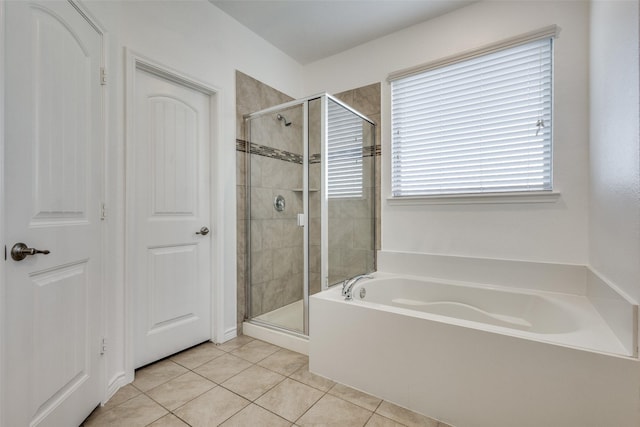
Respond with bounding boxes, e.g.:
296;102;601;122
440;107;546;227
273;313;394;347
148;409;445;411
210;0;476;65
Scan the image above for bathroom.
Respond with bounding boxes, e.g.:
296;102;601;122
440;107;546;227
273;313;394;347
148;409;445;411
1;0;638;426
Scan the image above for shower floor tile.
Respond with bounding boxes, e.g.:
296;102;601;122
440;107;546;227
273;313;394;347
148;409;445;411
254;299;304;332
81;338;451;427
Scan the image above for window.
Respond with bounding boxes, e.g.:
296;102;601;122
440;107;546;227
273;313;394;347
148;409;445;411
390;34;553;197
327;100;363;198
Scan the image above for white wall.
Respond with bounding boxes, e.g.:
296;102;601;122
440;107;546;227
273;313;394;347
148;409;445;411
589;0;640;303
304;1;590;265
80;0;303;399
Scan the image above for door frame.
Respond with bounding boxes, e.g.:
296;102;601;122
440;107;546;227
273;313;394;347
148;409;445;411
124;50;222;379
1;1;7;424
0;1;108;424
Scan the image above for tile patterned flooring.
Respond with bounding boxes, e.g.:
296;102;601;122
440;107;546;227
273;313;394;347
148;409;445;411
82;336;452;427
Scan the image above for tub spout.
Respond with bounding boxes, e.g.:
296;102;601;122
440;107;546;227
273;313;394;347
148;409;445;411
342;274;374;301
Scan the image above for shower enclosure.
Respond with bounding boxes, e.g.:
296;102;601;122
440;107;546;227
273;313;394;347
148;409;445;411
244;94;376;336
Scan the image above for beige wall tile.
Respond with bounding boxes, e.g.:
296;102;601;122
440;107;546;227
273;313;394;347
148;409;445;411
251;250;273;282
353;83;381;116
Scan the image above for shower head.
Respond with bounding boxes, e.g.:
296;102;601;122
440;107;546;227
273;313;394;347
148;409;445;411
276;113;292;127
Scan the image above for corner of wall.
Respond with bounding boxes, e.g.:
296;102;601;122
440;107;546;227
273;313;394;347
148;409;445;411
586;267;638;357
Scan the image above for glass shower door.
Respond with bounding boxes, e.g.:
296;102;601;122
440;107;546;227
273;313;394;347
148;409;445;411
246;103;305;334
321;97;376;289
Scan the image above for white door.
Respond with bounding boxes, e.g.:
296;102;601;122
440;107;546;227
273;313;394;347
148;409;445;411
132;67;212;368
4;1;104;426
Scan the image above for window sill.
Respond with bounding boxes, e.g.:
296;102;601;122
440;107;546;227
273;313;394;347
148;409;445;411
386;191;561;205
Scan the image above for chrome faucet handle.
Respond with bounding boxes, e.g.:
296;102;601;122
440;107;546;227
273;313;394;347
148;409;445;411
341;278;351;295
343;274;374;301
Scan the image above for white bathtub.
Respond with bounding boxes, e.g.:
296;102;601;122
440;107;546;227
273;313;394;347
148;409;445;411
310;273;640;427
348;274;626;354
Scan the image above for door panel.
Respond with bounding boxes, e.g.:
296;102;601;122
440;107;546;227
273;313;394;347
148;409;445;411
133;68;211;368
4;1;103;426
33;7;90;222
150;98;198;215
32;260;89;411
147;244;198;333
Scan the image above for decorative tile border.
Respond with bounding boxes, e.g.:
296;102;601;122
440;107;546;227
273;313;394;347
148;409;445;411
236;139;381;165
309;153;321;165
236;139;302;164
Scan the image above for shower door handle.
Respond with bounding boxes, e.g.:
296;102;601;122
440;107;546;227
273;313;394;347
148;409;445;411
297;213;305;227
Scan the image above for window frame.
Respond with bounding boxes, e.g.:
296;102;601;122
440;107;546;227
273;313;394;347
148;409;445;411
387;26;560;204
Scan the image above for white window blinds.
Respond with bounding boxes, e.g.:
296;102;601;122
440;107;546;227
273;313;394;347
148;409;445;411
327;100;363;198
391;37;553;197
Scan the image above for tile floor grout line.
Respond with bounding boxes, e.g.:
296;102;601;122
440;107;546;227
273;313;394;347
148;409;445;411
284;375;329;394
170;353;224;370
249;399;299;426
88;338;437;427
212;400;252;427
170;411;193;427
291;389;327;426
142;411;170;427
143;380;217;414
327;384;384;414
99;392;139;416
189;360;255;386
250;378;326;426
218;372;288;403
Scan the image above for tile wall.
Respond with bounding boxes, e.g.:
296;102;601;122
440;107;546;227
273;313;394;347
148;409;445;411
236;71;299;331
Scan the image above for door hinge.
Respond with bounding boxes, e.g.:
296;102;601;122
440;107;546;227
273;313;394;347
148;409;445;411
4;245;6;261
100;67;107;85
100;202;107;220
100;338;107;355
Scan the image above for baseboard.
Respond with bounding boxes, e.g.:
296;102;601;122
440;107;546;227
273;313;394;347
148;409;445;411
222;327;237;343
104;372;130;405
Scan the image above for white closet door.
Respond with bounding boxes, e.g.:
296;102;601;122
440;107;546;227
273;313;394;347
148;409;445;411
132;67;212;368
4;1;104;425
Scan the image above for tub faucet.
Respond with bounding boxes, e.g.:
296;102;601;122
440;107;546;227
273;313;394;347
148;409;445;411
342;274;374;301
